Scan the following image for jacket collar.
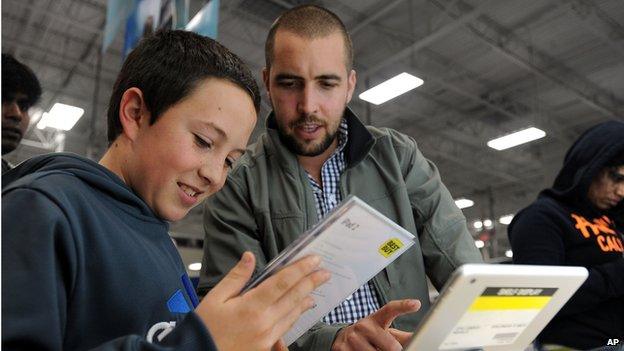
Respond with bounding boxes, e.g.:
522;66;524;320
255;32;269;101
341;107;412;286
264;107;375;170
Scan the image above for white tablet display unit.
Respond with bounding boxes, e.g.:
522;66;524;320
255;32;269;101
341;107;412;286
405;264;588;351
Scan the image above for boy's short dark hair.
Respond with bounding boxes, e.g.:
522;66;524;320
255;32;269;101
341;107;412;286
107;30;261;144
265;5;353;71
1;53;42;108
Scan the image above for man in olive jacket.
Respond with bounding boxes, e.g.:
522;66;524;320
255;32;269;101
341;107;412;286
199;5;482;351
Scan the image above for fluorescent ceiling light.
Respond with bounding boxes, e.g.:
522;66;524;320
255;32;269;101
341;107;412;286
499;214;514;225
505;249;513;258
473;220;483;230
455;198;474;209
37;103;84;131
359;72;424;105
475;240;485;249
487;127;546;151
188;262;202;271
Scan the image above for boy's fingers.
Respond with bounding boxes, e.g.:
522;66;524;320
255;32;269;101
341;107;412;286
271;269;330;319
208;252;255;301
370;299;421;329
250;255;322;306
271;296;316;342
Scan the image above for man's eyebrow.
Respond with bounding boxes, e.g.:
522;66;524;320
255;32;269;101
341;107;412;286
275;73;303;80
317;74;342;81
274;73;342;81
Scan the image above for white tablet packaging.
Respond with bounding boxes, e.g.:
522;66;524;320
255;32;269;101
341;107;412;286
242;195;416;346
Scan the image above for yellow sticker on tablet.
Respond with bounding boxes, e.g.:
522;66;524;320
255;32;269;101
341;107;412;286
379;238;404;258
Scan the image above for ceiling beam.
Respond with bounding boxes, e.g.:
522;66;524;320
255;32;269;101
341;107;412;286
562;0;624;59
5;0;101;35
2;12;124;58
45;17;106;111
1;37;119;85
439;0;622;119
358;0;494;82
349;0;406;35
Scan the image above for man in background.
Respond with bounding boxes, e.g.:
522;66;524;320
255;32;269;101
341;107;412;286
2;53;41;173
509;121;624;350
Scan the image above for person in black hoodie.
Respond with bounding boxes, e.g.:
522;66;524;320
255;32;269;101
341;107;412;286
2;30;329;351
508;120;624;350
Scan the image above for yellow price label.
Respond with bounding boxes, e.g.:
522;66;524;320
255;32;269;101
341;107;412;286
379;238;404;258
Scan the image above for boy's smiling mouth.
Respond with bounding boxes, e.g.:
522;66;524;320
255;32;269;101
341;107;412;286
177;182;203;198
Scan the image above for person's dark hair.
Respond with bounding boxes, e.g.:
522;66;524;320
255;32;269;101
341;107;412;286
107;30;261;144
265;5;353;71
1;53;42;108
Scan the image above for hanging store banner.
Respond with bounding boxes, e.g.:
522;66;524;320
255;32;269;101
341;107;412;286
102;0;135;52
123;0;161;57
185;0;220;39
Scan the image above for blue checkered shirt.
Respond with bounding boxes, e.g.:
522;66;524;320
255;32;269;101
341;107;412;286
305;119;382;325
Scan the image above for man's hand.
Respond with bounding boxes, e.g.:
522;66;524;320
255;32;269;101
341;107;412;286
331;299;421;351
195;252;330;351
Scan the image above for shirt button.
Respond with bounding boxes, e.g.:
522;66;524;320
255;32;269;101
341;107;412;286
346;294;353;300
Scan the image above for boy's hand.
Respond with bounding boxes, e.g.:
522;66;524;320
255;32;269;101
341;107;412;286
195;252;330;351
330;299;421;351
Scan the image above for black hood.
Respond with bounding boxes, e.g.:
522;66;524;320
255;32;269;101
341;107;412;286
2;152;162;222
540;120;624;216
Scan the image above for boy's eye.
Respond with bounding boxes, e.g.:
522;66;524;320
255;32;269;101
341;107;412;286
194;134;213;149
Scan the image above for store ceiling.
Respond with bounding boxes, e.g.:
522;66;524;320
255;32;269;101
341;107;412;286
3;0;623;264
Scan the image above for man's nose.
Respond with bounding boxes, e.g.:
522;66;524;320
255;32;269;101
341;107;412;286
297;86;318;115
615;183;624;198
3;101;24;121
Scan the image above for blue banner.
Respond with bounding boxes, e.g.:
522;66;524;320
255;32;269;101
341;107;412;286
123;0;161;57
103;0;136;52
185;0;219;39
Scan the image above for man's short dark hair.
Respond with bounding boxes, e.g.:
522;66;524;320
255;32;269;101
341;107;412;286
1;53;42;108
107;30;261;144
265;5;353;71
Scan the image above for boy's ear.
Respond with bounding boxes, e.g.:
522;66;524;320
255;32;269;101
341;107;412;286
118;87;149;142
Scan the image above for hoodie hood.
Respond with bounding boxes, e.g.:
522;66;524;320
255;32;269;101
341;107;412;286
2;152;163;223
540;120;624;215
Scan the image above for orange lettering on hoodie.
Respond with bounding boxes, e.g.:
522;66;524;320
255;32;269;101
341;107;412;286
593;216;616;235
571;213;624;253
571;214;599;238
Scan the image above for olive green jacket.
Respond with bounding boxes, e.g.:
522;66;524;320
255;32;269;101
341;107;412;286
198;109;482;350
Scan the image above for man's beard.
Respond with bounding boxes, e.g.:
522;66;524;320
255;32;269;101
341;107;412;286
276;114;340;157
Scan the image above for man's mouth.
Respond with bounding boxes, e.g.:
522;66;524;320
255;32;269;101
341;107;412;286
2;127;23;140
298;123;321;133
